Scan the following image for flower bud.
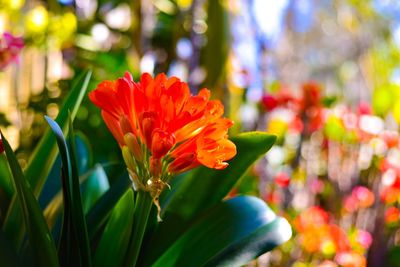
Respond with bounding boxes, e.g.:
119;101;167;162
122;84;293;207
124;133;143;162
151;130;175;158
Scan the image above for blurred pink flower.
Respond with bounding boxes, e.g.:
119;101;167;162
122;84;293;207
357;230;372;249
0;32;24;70
352;186;375;209
318;260;338;267
310;178;325;194
343;195;358;213
357;101;372;116
335;251;366;267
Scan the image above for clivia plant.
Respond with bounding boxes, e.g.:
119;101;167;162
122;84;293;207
0;71;291;267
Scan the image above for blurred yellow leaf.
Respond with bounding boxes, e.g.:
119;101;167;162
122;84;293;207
373;87;393;116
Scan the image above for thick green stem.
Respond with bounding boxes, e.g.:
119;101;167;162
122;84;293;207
125;189;153;267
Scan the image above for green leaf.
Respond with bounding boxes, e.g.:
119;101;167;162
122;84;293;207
0;153;13;198
201;0;229;90
93;189;134;267
152;196;291;267
45;115;91;267
81;164;110;214
388;245;400;267
43;164;111;233
124;191;153;267
66;116;92;266
162;132;276;219
143;132;276;265
86;171;131;240
43;189;63;233
0;154;13;221
74;132;93;175
204;218;290;266
29;71;92;196
0;132;59;267
0;229;20;267
41;133;93;229
3;70;92;250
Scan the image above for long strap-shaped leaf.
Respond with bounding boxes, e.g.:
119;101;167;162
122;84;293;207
94;189;135;267
1;132;59;267
3;71;92;250
152;196;291;267
44;164;111;231
0;229;19;267
29;71;92;195
45;116;91;267
162;132;276;219
142;132;276;265
86;171;131;239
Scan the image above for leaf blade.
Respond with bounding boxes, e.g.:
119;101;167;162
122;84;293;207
93;189;134;267
29;70;92;195
86;171;131;240
162;132;276;219
45;115;91;267
1;132;59;267
152;196;291;267
142;132;276;265
2;70;92;249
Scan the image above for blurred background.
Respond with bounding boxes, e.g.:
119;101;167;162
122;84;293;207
2;0;400;266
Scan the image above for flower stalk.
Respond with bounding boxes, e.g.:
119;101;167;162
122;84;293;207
125;190;153;267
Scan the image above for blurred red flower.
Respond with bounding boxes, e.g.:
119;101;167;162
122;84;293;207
0;137;3;154
274;172;290;188
385;206;400;225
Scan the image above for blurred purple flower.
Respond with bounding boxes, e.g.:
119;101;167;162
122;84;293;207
0;32;24;70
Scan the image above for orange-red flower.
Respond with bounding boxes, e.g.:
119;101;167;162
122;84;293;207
89;72;236;204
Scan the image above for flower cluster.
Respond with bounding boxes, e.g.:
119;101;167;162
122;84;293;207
90;72;236;213
293;207;372;267
236;81;400;265
294;207;350;255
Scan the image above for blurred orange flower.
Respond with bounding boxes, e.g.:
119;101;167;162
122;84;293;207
352;186;375;208
301;81;321;110
294;207;352;255
294;206;329;232
89;72;236;203
385;206;400;225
